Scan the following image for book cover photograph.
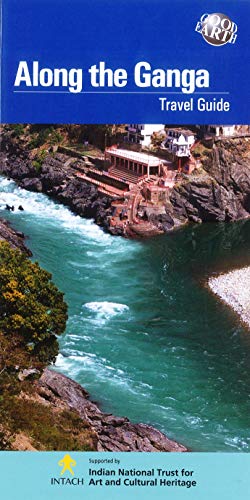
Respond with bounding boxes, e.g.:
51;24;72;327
0;1;249;499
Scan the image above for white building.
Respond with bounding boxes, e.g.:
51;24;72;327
165;128;196;157
126;124;165;147
206;125;237;137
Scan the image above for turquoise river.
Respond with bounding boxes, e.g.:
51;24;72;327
0;176;250;452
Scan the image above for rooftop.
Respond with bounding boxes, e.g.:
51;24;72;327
106;148;164;166
166;128;195;137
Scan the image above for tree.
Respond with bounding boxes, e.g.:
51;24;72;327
0;242;68;367
151;131;166;149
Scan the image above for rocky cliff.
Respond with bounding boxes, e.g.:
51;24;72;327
0;130;114;233
168;138;250;228
1;127;250;237
1;348;187;452
36;369;187;452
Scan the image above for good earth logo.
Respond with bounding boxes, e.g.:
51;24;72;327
195;13;238;46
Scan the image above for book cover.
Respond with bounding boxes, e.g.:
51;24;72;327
0;1;249;499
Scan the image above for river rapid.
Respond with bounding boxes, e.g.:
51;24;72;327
1;176;249;452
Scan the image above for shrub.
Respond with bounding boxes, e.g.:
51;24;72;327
10;124;25;138
32;160;42;172
48;130;63;145
0;396;97;451
32;149;47;172
0;242;68;366
29;127;54;149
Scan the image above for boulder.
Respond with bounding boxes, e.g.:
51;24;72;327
18;368;40;382
0;218;32;255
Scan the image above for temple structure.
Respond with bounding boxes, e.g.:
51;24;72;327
62;123;250;237
164;128;196;157
162;128;196;172
105;147;164;179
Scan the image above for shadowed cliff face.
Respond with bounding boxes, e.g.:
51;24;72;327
169;138;250;227
1;128;250;236
202;138;250;195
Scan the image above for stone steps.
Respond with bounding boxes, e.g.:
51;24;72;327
109;166;141;184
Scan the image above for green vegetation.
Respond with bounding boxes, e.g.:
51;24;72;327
0;242;96;451
192;142;211;158
28;127;51;148
9;124;25;138
64;124;126;149
4;123;126;153
0;242;67;368
0;396;96;451
151;131;166;149
32;149;47;172
29;126;63;149
49;129;63;145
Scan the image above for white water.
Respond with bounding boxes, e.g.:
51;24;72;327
0;178;111;244
1;176;250;452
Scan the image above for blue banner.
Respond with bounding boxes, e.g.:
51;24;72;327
1;2;250;499
1;0;250;123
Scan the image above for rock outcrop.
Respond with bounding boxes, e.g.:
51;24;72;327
1;129;250;237
169;138;250;225
37;369;187;452
0;218;32;255
0;133;114;234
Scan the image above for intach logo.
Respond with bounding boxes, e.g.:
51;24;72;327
195;13;238;46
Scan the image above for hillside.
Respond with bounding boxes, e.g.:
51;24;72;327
1;125;250;237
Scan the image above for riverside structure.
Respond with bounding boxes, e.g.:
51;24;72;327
74;145;184;236
59;137;199;237
105;147;163;178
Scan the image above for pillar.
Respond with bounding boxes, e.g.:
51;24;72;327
178;157;182;172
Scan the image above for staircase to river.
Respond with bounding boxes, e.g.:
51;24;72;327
109;166;143;185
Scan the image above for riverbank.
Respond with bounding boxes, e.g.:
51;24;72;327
209;267;250;329
0;214;187;452
37;368;187;452
1;125;250;238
